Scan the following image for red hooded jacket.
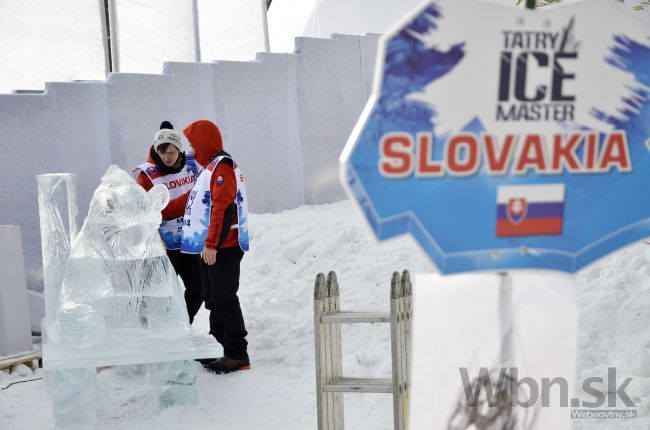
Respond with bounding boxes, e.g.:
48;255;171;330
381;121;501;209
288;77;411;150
183;120;239;250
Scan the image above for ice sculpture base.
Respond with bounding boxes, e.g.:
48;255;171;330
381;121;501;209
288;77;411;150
43;334;220;370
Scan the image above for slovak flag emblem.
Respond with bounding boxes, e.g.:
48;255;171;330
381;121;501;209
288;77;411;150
506;198;528;224
216;175;224;185
496;184;565;237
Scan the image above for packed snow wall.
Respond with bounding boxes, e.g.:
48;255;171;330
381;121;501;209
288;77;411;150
0;83;112;297
296;34;377;204
0;33;381;298
210;53;304;213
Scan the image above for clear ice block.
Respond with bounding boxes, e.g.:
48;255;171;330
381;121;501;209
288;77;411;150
154;360;199;408
46;367;97;430
42;166;220;429
37;173;78;324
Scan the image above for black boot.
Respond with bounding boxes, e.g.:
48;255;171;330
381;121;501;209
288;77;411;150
204;356;250;374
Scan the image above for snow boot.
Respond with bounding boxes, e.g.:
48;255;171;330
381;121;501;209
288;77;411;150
204;356;250;374
195;357;217;365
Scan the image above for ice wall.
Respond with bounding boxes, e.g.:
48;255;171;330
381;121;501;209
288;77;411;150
0;226;32;356
105;63;216;168
1;83;111;293
0;0;107;93
0;33;381;304
211;53;304;213
296;34;375;204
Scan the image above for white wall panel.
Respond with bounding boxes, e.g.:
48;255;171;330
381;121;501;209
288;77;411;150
198;0;268;61
105;62;216;171
211;54;304;213
295;34;365;205
112;0;196;73
0;0;106;93
0;83;111;292
267;0;317;53
0;226;32;355
359;33;381;103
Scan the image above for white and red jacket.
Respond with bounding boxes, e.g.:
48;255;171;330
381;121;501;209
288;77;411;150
181;154;249;254
180;120;249;254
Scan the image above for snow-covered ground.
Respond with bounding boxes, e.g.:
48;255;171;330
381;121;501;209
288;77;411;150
574;243;650;430
2;200;649;429
0;201;434;430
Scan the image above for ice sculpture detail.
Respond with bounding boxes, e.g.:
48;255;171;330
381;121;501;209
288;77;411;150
41;166;219;429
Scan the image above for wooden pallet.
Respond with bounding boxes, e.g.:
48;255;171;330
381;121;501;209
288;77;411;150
0;347;42;374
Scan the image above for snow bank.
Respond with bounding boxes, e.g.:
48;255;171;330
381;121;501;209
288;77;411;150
574;243;650;429
0;201;433;430
3;201;647;429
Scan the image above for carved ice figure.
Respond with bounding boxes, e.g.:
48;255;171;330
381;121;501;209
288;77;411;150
57;166;188;341
41;166;219;429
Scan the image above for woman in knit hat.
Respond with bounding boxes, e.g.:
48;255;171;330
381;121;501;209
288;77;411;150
134;121;203;324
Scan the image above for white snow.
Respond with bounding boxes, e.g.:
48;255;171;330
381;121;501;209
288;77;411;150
0;200;434;429
2;200;649;429
574;243;650;429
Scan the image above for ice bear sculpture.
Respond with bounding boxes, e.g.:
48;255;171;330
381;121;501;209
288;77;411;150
56;166;189;342
43;166;218;429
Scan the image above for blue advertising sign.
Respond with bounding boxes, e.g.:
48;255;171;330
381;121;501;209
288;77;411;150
341;0;650;274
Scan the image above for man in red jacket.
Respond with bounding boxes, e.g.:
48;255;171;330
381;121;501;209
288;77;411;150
135;121;203;324
181;119;250;374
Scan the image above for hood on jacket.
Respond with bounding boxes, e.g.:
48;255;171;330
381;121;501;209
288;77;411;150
183;120;223;167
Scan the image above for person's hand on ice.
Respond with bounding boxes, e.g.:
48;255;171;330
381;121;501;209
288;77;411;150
201;247;217;265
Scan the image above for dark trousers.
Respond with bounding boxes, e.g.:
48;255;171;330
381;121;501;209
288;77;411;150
201;246;248;360
167;250;203;324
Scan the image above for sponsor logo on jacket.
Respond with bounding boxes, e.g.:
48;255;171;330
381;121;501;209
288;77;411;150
165;174;196;189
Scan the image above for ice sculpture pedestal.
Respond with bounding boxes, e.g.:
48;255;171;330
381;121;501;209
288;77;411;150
43;335;219;369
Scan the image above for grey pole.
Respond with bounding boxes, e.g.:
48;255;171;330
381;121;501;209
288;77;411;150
192;0;201;62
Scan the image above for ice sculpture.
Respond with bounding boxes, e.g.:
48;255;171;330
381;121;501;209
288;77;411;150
37;173;79;325
41;166;220;429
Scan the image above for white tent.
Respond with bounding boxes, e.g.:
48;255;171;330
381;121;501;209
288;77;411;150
267;0;648;53
267;0;523;53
